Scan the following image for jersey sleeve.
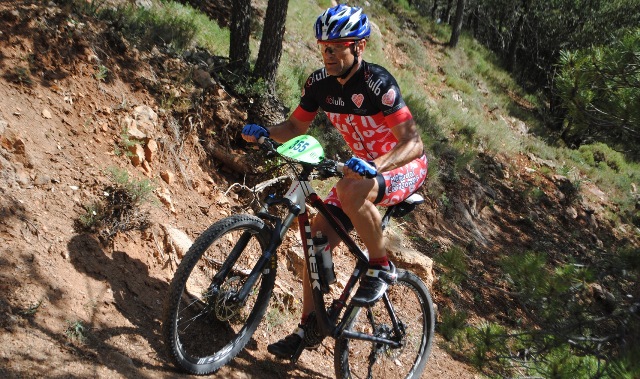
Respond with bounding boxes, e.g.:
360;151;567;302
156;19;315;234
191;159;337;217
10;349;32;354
298;72;321;114
384;106;413;127
366;65;408;118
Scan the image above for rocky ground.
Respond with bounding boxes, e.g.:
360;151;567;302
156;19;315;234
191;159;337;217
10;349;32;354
1;1;637;378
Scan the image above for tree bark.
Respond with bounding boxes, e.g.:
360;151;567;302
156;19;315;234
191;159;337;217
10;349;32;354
506;0;528;73
449;0;466;47
254;0;289;92
442;0;454;24
229;0;251;71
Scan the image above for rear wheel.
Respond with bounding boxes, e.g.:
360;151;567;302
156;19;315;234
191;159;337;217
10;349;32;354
334;269;435;378
162;215;275;375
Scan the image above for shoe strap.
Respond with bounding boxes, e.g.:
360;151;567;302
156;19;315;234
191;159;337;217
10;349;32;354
365;266;397;284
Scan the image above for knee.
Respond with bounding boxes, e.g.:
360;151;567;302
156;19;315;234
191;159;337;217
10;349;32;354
335;180;365;213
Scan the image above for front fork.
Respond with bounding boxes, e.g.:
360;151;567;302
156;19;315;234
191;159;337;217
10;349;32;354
212;216;286;307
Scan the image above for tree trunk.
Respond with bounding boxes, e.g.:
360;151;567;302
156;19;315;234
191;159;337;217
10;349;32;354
442;0;454;24
506;1;527;73
254;0;289;92
229;0;251;71
431;0;438;20
449;0;466;47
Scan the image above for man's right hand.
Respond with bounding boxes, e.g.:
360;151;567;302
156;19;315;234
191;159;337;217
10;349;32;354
242;124;269;143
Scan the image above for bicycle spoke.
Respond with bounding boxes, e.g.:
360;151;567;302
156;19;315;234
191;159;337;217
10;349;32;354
335;270;435;379
162;216;276;375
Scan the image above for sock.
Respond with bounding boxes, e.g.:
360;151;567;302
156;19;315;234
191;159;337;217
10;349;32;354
369;256;390;270
301;313;309;325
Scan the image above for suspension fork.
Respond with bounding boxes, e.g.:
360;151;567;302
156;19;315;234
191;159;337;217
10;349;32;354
228;219;284;304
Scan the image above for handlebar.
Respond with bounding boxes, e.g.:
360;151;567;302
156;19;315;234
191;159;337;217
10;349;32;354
255;136;346;179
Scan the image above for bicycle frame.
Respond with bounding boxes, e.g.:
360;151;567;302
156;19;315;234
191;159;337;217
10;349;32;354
226;161;409;363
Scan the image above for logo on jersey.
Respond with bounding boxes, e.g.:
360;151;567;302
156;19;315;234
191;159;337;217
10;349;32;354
326;96;345;106
366;77;383;96
306;69;328;88
381;88;396;107
352;94;364;108
364;68;372;81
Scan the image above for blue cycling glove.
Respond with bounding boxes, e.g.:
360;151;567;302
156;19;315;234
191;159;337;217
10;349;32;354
242;124;269;140
345;157;377;178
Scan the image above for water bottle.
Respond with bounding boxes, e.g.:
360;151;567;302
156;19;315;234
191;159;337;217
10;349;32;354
313;231;336;289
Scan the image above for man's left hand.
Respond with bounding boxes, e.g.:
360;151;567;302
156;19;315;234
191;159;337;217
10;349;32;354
345;157;377;178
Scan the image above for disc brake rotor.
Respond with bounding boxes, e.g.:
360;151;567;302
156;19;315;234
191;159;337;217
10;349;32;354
214;276;244;321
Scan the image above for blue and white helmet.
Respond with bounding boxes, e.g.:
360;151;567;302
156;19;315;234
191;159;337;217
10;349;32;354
315;4;370;41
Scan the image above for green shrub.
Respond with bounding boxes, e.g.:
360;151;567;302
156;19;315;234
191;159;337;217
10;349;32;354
578;142;626;172
76;167;155;243
439;307;468;341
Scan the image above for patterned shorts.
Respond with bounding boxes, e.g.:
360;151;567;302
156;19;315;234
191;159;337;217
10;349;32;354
325;154;428;208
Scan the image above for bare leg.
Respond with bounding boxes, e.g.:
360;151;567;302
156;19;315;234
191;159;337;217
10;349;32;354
335;177;385;260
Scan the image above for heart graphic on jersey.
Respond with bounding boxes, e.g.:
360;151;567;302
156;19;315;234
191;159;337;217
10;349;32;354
352;94;364;108
381;88;396;107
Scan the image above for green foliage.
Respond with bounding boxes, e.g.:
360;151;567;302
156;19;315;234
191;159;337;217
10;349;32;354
17;300;43;317
556;29;640;157
306;112;350;160
467;322;508;369
438;307;468;342
105;167;156;206
529;344;601;379
94;64;108;82
434;245;468;296
578;142;627;172
64;320;87;343
3;66;33;86
76;167;155;243
501;251;549;302
97;1;228;54
78;201;105;229
114;127;139;157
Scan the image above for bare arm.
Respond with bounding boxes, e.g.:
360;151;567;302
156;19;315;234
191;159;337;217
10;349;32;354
266;114;312;143
241;113;312;144
371;119;424;172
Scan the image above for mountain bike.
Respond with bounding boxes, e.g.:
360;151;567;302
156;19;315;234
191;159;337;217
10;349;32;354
162;135;435;378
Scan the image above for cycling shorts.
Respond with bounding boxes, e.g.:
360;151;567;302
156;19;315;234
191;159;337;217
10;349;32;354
325;154;428;210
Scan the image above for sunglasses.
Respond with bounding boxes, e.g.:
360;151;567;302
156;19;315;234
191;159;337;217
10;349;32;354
317;40;357;55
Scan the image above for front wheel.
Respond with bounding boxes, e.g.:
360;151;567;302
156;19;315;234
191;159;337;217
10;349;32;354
334;269;435;379
162;215;276;375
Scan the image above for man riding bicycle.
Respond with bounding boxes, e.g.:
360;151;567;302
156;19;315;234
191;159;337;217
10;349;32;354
241;4;428;360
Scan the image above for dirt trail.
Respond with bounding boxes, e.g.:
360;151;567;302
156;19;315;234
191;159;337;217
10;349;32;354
1;2;632;378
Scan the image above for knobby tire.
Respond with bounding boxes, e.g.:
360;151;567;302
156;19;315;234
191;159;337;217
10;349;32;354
334;269;435;379
162;215;275;375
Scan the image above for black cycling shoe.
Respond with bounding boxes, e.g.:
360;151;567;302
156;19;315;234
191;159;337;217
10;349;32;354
267;325;319;359
352;262;398;306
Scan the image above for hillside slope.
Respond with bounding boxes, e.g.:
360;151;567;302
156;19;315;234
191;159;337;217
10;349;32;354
0;1;636;378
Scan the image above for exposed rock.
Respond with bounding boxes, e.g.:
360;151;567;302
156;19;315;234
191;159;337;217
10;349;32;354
144;138;157;162
160;170;174;185
162;224;193;259
132;105;158;136
193;68;217;89
128;144;145;166
157;187;176;214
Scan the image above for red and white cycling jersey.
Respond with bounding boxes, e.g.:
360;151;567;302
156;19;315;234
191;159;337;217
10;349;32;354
292;61;428;207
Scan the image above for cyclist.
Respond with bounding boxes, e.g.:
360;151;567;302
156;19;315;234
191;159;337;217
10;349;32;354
241;4;428;359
